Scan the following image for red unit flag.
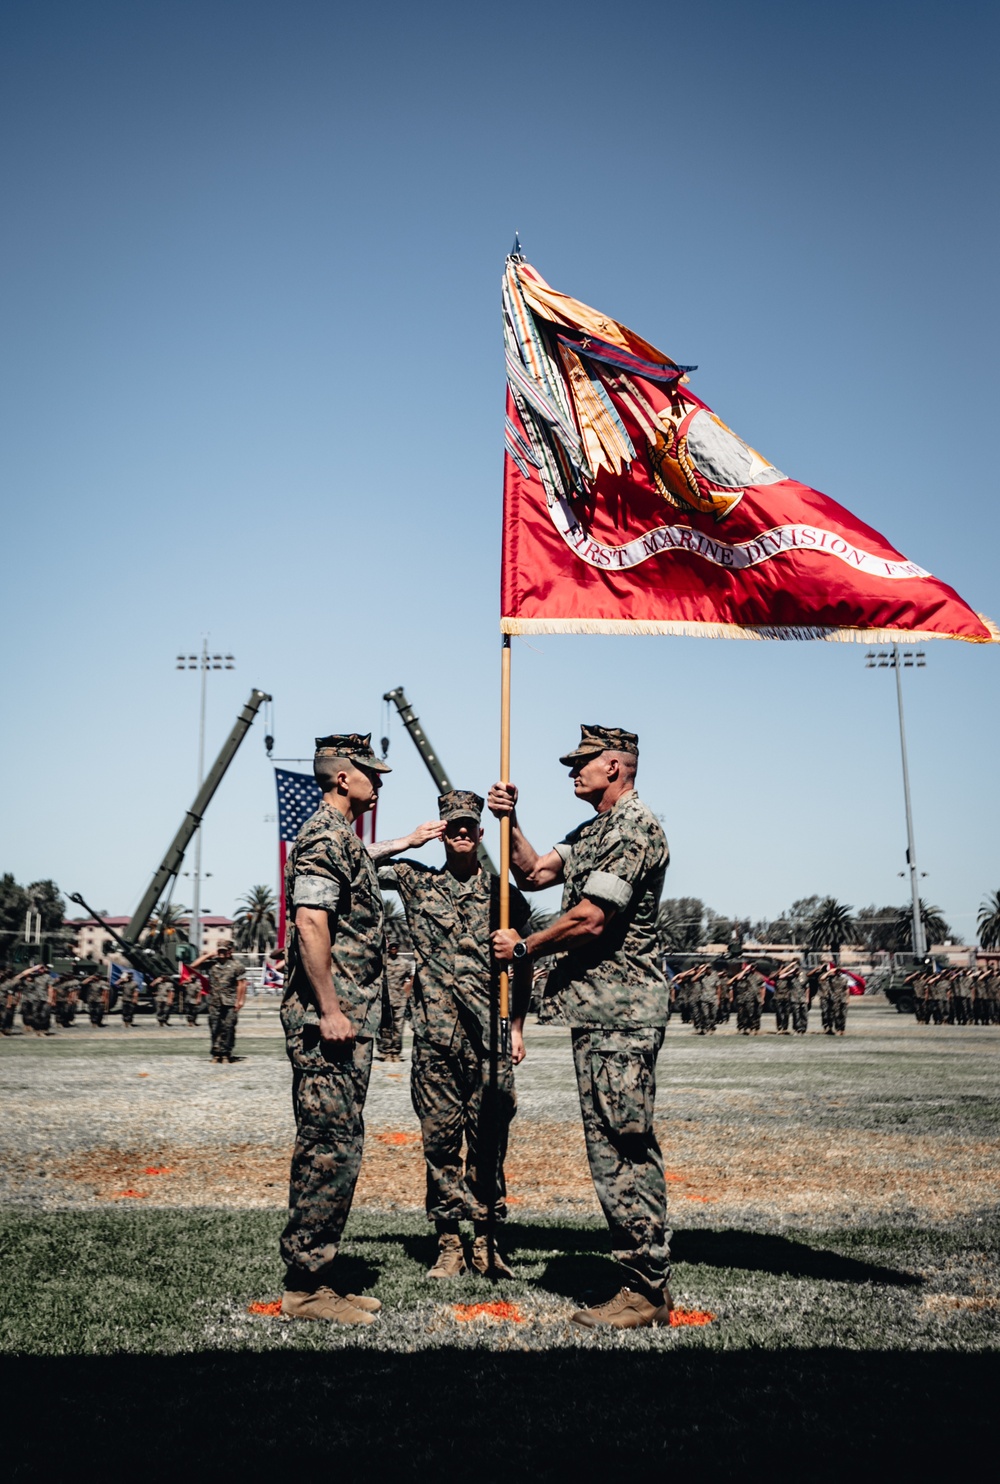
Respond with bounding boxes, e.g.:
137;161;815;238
501;257;995;644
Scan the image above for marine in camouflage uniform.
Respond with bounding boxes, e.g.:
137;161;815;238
152;975;175;1027
973;967;997;1025
53;974;78;1028
772;960;806;1034
1;965;45;1035
905;968;928;1023
691;966;719;1034
379;790;531;1278
733;965;762;1035
771;964;791;1034
278;732;396;1326
191;945;246;1061
985;968;1000;1025
0;970;20;1034
376;943;412;1061
924;971;948;1026
949;968;973;1026
183;973;202;1025
715;970;732;1025
490;724;674;1330
785;963;808;1034
118;971;139;1026
86;976;107;1027
23;971;55;1033
819;966;849;1035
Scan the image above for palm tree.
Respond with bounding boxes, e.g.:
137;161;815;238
382;895;411;951
656;898;705;953
142;903;190;946
233;886;278;954
892;900;951;952
807;898;856;959
978;891;1000;950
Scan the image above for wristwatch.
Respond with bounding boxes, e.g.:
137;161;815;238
512;940;528;960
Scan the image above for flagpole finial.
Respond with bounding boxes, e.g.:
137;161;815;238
509;231;524;261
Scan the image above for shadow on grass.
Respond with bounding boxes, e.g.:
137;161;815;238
3;1349;996;1481
367;1221;920;1293
516;1223;919;1289
670;1228;923;1287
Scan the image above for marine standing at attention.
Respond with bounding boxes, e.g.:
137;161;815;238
489;724;674;1330
278;732;442;1325
376;943;412;1062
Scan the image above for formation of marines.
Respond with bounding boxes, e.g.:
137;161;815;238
0;951;246;1059
667;958;846;1035
906;965;999;1025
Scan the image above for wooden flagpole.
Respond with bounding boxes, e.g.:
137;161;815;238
498;634;511;1049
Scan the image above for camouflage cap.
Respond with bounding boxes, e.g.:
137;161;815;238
438;789;484;823
559;723;639;767
314;732;392;773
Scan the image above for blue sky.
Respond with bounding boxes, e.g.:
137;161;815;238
1;0;997;939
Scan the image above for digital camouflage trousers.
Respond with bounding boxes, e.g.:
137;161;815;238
208;1004;238;1058
736;993;761;1033
820;991;847;1034
410;1028;516;1225
571;1026;670;1299
377;980;409;1058
280;1031;374;1276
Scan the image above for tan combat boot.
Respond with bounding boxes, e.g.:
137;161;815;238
570;1286;674;1330
471;1235;514;1279
281;1287;377;1325
427;1233;467;1278
346;1292;382;1312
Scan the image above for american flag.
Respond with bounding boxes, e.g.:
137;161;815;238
276;768;323;843
274;767;378;946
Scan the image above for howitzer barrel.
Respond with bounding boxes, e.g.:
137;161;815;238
383;686;497;874
67;892;171;979
125;687;272;943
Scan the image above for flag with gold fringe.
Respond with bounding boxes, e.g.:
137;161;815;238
501;253;995;643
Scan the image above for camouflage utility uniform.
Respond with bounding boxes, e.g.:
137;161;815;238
154;977;174;1027
1;972;21;1034
280;799;385;1279
787;970;808;1034
691;970;719;1034
378;852;529;1227
184;975;202;1025
53;975;78;1028
735;973;761;1035
87;978;107;1027
206;958;244;1059
377;952;412;1060
119;973;139;1026
820;970;849;1034
949;971;972;1026
23;975;54;1032
772;976;791;1033
715;974;732;1025
544;788;672;1301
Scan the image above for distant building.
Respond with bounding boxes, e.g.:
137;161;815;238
65;915;235;965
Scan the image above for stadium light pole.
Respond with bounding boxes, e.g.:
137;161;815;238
176;643;235;952
865;645;927;958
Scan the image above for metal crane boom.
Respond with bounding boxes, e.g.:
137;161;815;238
383;686;497;873
124;687;272;942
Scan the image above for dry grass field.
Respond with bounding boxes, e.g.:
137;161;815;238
2;995;998;1479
